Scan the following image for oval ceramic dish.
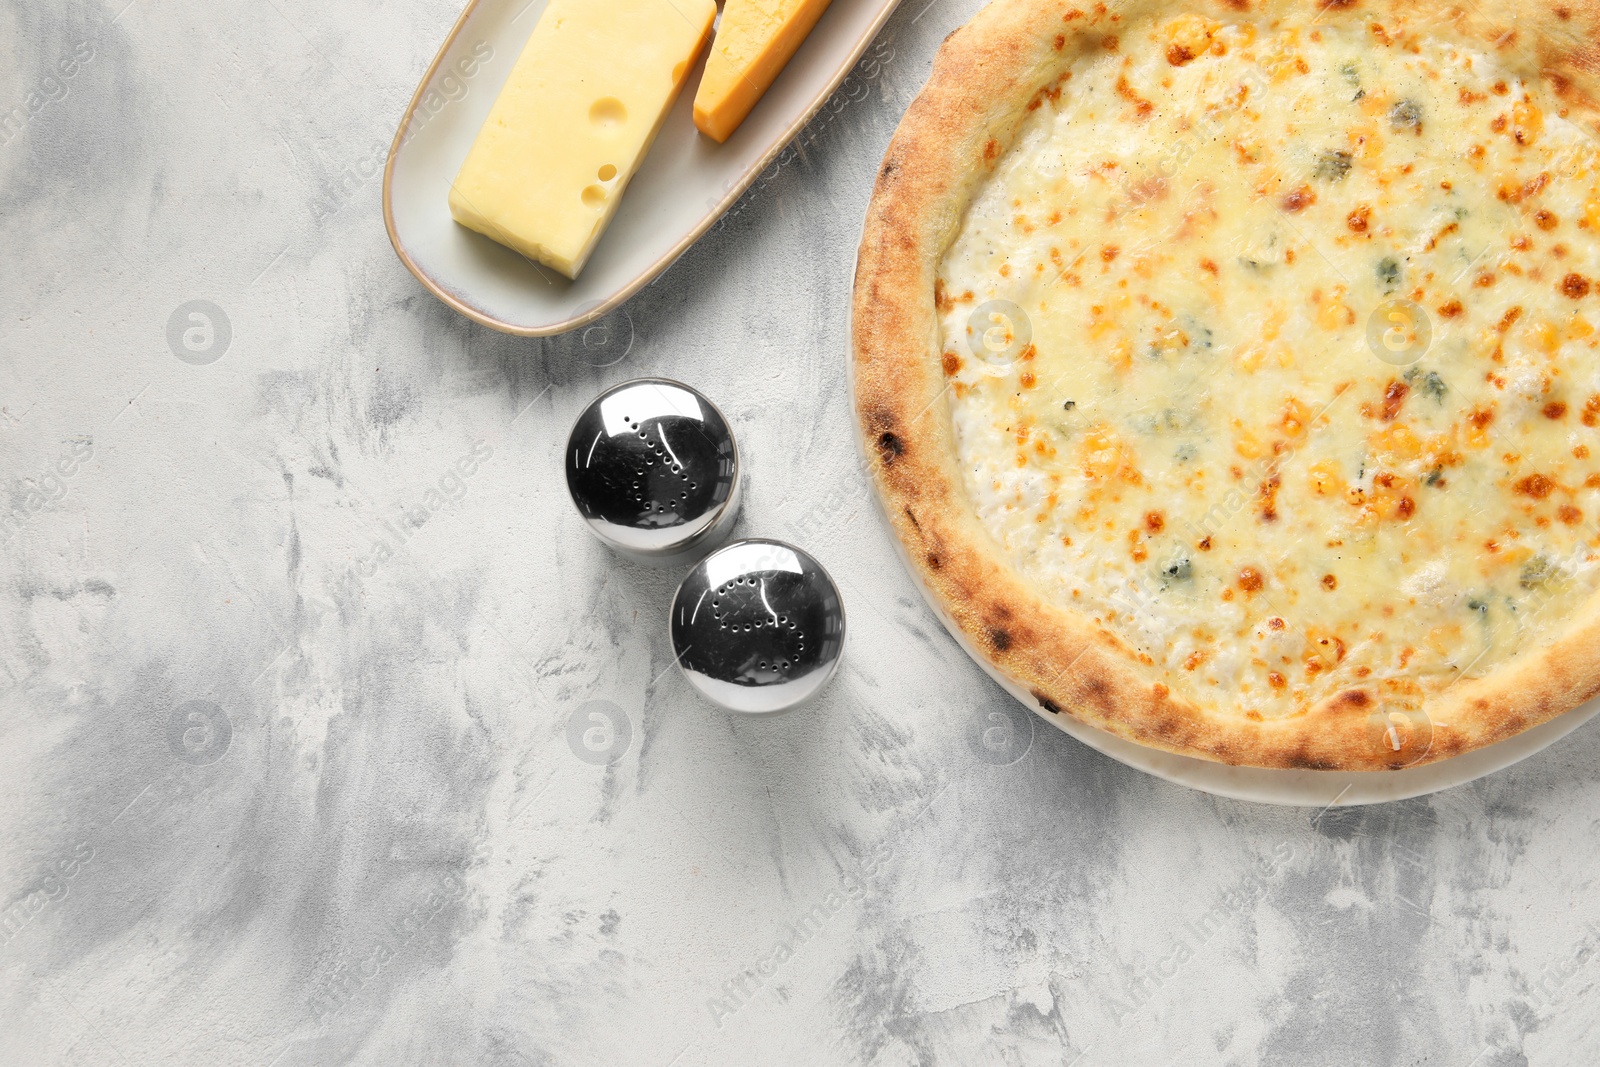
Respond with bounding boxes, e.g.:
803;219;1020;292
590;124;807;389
384;0;903;335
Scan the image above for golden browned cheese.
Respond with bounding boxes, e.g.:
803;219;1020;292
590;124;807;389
939;12;1600;721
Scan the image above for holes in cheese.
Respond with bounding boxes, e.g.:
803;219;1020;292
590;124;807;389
693;0;834;143
588;97;627;130
447;0;715;279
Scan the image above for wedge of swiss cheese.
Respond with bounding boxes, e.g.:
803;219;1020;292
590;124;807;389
448;0;715;279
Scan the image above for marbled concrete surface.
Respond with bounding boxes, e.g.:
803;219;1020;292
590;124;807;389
3;1;1600;1064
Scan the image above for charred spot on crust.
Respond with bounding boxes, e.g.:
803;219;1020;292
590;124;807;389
988;626;1012;651
880;160;898;179
903;506;920;531
1428;733;1465;760
1147;714;1182;740
1336;689;1372;708
1032;691;1063;714
1494;713;1528;740
1286;752;1341;770
877;431;904;463
926;552;941;570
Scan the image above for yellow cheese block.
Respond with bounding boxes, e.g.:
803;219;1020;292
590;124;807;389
448;0;715;279
693;0;833;143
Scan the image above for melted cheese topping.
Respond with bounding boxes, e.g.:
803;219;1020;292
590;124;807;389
940;12;1600;719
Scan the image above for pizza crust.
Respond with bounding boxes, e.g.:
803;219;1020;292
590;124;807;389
852;0;1600;769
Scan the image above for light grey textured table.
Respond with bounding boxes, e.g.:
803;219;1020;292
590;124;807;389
3;1;1599;1065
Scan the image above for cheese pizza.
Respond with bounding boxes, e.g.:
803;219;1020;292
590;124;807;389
853;0;1600;768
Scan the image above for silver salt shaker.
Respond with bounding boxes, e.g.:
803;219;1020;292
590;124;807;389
670;538;845;714
565;378;742;566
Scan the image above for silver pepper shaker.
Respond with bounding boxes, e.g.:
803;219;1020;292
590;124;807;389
670;538;845;714
565;378;742;566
